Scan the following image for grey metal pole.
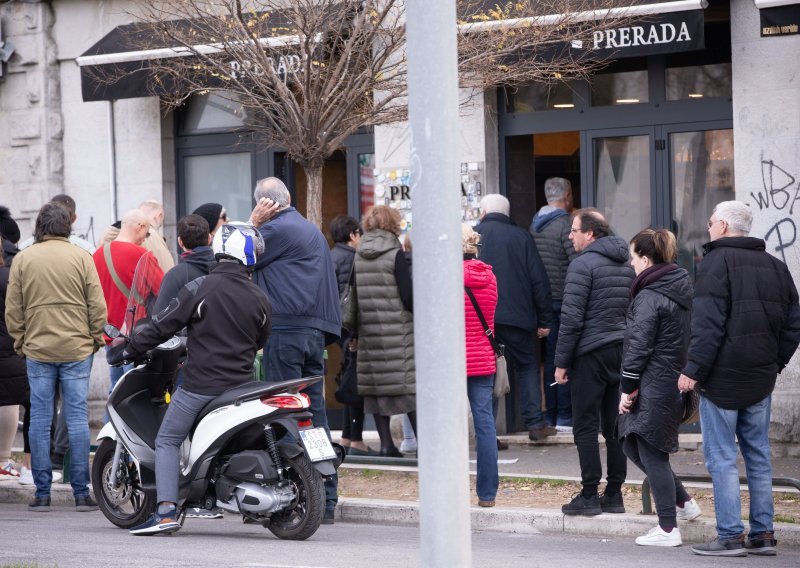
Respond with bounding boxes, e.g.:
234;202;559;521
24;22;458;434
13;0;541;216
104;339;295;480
406;1;472;566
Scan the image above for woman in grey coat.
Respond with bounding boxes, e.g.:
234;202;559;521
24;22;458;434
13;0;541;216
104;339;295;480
618;228;702;547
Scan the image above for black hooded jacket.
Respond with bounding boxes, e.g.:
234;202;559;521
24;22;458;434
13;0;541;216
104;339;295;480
153;246;216;314
554;235;634;368
617;266;692;454
682;237;800;409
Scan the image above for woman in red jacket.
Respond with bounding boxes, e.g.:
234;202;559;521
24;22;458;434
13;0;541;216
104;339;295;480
462;224;500;507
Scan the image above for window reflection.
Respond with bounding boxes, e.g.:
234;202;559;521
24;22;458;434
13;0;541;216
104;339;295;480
667;63;732;100
671;129;735;279
179;92;251;134
184;153;253;222
507;82;575;113
594;135;651;241
592;70;648;106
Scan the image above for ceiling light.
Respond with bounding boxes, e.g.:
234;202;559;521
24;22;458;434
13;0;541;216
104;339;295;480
615;98;640;104
553;103;574;109
688;93;703;98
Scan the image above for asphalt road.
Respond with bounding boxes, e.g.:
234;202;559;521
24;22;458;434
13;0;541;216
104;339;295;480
2;503;799;568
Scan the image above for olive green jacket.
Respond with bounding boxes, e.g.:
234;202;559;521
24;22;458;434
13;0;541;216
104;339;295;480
5;236;106;362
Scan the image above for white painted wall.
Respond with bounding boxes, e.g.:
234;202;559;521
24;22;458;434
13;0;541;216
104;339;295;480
731;0;800;441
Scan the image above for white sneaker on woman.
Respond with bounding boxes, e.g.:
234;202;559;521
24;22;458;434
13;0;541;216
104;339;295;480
18;467;62;485
676;498;702;521
635;525;682;547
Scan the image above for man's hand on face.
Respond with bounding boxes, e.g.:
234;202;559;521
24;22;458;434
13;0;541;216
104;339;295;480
249;198;281;227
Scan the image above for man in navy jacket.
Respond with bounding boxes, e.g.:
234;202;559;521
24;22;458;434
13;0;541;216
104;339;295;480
249;177;341;524
679;201;800;557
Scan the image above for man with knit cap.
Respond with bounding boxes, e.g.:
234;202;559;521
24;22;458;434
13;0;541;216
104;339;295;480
0;206;21;266
192;203;227;237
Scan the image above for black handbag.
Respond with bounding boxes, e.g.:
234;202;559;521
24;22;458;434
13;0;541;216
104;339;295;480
341;262;358;333
681;389;700;424
334;350;362;406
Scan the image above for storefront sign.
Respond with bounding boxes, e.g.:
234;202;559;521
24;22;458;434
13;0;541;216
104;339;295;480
760;4;800;37
577;9;705;58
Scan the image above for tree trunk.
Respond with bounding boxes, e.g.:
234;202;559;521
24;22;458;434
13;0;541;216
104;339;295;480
303;163;324;229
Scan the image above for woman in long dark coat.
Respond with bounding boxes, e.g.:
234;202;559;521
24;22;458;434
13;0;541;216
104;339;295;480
618;228;701;547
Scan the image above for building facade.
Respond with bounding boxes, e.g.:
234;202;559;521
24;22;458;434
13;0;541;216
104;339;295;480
1;0;799;439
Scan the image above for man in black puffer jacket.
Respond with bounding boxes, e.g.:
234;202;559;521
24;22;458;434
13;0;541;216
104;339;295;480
554;208;634;517
153;214;215;314
678;201;800;557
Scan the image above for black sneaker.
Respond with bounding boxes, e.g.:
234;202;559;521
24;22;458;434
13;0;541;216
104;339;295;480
599;491;625;513
322;509;335;525
185;506;224;519
562;492;602;516
28;496;51;512
75;495;99;512
691;535;746;557
746;532;777;556
130;511;181;536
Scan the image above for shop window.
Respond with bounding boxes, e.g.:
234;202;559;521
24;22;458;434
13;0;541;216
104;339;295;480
178;92;252;134
592;70;648;106
184;153;253;222
506;81;576;113
666;62;731;101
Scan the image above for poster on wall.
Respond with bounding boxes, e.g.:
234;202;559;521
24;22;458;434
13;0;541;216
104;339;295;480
372;163;486;235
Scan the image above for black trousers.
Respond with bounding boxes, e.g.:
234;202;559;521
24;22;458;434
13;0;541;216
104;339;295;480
623;433;691;529
569;343;627;494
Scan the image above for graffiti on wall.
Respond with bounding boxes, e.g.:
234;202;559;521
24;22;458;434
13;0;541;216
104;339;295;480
75;216;96;248
750;156;800;264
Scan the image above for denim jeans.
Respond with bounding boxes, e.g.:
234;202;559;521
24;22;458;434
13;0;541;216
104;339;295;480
27;356;94;499
468;375;499;502
700;394;774;540
494;324;546;429
543;304;571;427
264;328;338;512
155;387;216;504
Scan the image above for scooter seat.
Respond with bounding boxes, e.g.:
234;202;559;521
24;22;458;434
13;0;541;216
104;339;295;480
194;376;321;426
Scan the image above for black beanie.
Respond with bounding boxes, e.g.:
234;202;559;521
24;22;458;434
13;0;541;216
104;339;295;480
0;206;21;243
192;203;224;233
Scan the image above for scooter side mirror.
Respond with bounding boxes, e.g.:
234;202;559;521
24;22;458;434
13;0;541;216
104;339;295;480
104;323;122;339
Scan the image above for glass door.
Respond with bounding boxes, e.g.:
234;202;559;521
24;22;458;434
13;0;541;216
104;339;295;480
584;127;658;242
662;123;735;279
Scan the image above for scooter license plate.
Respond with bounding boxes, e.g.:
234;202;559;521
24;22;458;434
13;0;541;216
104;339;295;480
300;428;337;462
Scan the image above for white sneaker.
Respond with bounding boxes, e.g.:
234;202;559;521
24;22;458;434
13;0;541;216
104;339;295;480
635;525;682;547
0;460;20;480
676;498;702;521
399;440;417;454
17;467;62;485
555;425;573;433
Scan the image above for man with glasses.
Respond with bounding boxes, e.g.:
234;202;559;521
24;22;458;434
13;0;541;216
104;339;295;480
93;209;164;397
679;201;800;557
554;208;634;516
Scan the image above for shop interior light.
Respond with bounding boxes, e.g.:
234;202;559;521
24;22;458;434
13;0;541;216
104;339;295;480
553;103;575;108
688;93;704;98
615;99;640;104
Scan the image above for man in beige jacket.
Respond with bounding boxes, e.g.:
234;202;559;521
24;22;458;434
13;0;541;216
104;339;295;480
5;203;106;513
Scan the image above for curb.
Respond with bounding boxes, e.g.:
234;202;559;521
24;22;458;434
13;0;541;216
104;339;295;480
3;480;798;547
337;497;800;547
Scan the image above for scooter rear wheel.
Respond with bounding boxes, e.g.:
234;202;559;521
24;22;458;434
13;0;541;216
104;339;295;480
91;438;155;528
267;453;325;540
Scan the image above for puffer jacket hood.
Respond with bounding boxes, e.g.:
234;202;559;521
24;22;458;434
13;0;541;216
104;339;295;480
584;235;630;264
647;267;693;310
464;258;494;290
531;206;568;233
358;229;401;260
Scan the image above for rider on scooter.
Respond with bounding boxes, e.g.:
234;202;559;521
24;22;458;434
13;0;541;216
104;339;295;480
108;222;271;535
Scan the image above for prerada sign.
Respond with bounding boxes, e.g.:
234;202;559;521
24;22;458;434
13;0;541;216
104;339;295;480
229;54;303;80
574;9;705;59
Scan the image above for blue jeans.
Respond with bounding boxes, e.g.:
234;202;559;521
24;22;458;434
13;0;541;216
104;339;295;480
27;356;94;499
700;395;774;540
543;305;571;427
468;375;498;502
494;324;546;429
155;387;216;504
264;328;338;512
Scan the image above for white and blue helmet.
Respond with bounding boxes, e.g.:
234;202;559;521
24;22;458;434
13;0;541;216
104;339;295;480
212;222;265;266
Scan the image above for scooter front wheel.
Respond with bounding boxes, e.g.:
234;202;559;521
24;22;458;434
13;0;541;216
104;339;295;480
91;438;155;528
267;453;325;540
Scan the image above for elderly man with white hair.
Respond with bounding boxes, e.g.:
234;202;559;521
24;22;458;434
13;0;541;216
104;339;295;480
678;200;800;557
475;193;554;443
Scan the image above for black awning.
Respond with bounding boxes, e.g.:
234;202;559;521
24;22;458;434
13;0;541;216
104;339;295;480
77;11;305;102
759;2;800;37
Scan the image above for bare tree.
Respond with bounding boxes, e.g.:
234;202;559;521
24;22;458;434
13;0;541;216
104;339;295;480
88;0;641;227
